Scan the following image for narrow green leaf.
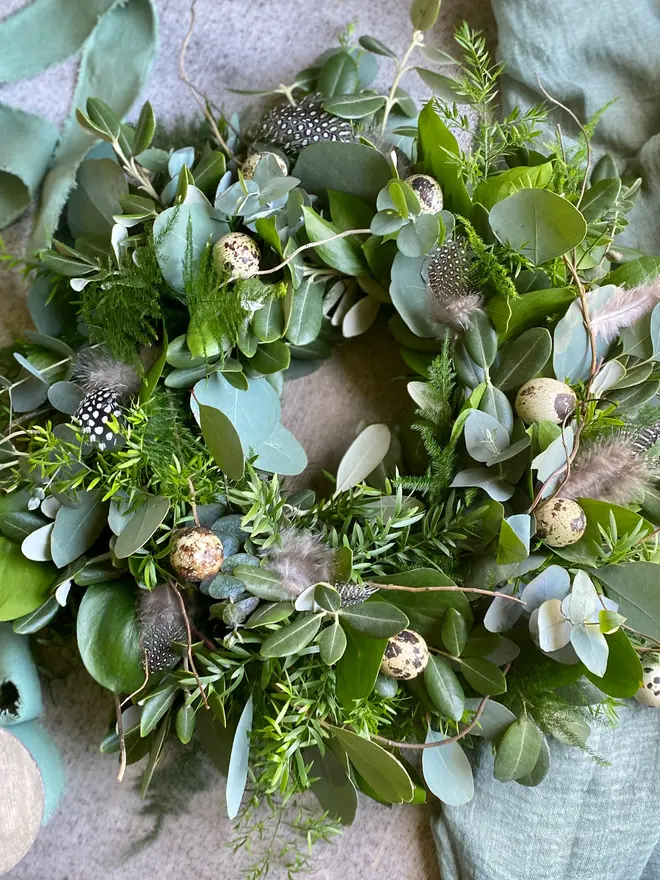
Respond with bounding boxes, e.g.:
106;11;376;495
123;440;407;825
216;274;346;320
410;0;441;30
114;495;171;559
441;608;468;656
424;656;465;721
327;725;415;803
132;101;156;156
226;695;253;819
141;685;176;736
260;614;322;657
459;657;507;695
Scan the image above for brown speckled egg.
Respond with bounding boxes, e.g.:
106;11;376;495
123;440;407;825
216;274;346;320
170;527;224;581
635;657;660;707
404;173;444;214
380;629;429;680
515;378;577;425
213;232;261;280
535;499;586;547
242;151;288;180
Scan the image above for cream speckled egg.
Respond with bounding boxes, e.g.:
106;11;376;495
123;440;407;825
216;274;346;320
170;527;224;581
534;499;586;547
515;378;577;425
213;232;261;280
380;629;430;680
635;657;660;707
242;151;288;180
404;173;444;214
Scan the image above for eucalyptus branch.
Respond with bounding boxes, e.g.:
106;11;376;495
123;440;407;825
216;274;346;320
380;30;424;135
253;229;371;276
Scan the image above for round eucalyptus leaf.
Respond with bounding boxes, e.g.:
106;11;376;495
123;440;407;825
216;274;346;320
48;381;85;415
464;410;510;463
479;385;514;434
21;523;53;562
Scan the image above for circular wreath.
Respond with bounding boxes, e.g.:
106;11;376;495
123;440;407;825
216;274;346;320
2;3;660;873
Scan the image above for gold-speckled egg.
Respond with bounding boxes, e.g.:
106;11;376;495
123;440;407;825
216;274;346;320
170;527;224;581
635;656;660;707
380;629;430;680
515;378;577;425
242;151;288;180
404;173;444;214
213;232;261;280
534;499;586;547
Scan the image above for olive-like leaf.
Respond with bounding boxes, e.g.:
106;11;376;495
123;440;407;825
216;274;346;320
113;495;171;559
260;614;322;657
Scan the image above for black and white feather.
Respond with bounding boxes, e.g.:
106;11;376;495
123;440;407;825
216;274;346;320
630;422;660;455
138;584;187;672
336;582;379;607
424;238;482;332
73;349;141;451
252;94;353;157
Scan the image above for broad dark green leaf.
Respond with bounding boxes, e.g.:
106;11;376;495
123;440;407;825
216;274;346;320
583;628;642;698
294;142;391;206
140;685;176;736
85;97;121;140
260;614;322;657
302;207;367;275
198;403;245;482
441;608;468;656
328;189;375;233
306;744;359;824
318;51;358;98
493;328;552;390
424;655;465;721
132;101;156;156
315;584;341;613
226;695;253;819
339;600;409;638
579;178;621;222
459;657;507;695
250;341;291;375
76;581;143;693
494;718;542;782
327;725;415;803
234;565;291;601
336;628;387;707
193;150;227;193
417;101;471;215
596;564;660;641
319;620;348;665
0;489;47;542
12;594;60;634
410;0;441;30
489;189;587;265
113;495;170;559
252;297;285;343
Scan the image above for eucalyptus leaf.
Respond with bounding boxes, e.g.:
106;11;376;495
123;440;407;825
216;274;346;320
494;328;552;391
494;718;542;783
226;695;254;819
464;310;498;368
113;495;170;559
51;491;108;568
424;655;465;721
336;424;391;493
422;726;474;805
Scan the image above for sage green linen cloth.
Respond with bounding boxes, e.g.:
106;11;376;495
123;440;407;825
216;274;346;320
433;3;660;877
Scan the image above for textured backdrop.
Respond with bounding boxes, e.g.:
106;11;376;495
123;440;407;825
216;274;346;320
0;1;495;877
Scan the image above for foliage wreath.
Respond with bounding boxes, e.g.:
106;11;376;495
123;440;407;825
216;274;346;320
2;1;660;872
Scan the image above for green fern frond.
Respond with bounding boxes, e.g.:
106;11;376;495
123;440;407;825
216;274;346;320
461;217;519;301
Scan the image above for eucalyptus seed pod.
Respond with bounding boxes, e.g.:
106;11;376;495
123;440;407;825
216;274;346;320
380;629;429;680
170;527;224;582
404;173;443;214
515;378;577;425
534;499;586;548
213;232;260;280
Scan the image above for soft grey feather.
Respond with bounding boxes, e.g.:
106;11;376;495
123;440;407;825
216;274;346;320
263;527;335;597
589;279;660;344
559;435;657;506
75;348;142;396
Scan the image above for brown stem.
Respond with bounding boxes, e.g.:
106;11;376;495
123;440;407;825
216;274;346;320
622;623;660;649
173;585;210;709
179;0;235;158
115;694;127;783
191;623;218;652
371;582;525;605
120;652;150;710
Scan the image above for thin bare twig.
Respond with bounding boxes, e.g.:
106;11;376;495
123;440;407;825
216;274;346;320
120;652;150;709
115;694;127;782
371;582;525;605
179;0;235;158
536;77;591;204
187;478;200;526
253;229;371;276
372;694;490;749
173;585;210;709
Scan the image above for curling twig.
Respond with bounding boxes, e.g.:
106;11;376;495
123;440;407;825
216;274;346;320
254;229;371;276
536;77;591;204
179;0;235;158
115;694;127;783
173;585;210;709
372;582;525;604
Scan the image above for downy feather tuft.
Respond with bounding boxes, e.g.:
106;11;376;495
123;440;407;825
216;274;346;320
75;348;142;397
559;435;658;506
263;527;335;597
138;584;187;672
589;279;660;344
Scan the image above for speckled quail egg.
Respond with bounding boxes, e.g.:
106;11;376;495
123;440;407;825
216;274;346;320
241;151;288;180
515;378;577;425
534;498;586;547
170;527;224;581
404;173;444;214
380;629;430;680
635;656;660;707
213;232;261;280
